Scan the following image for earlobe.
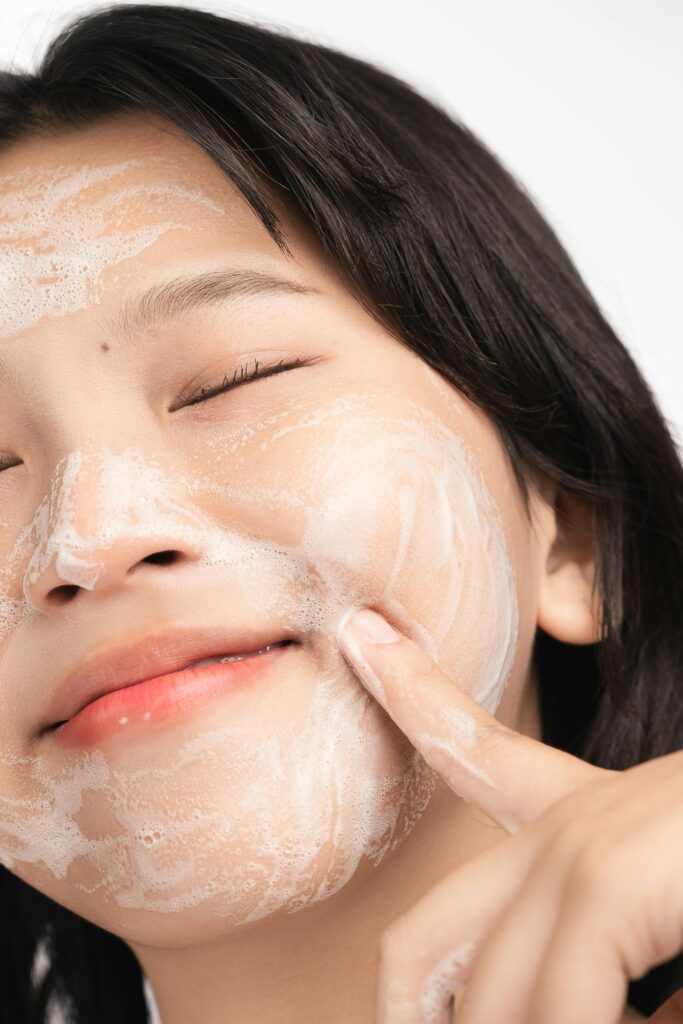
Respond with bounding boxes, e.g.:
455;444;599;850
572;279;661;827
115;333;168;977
533;483;603;646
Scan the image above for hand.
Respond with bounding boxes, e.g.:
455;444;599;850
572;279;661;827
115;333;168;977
336;607;683;1024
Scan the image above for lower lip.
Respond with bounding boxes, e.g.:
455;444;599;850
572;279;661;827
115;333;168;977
50;643;293;749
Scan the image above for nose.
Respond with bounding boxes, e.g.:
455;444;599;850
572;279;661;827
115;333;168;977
24;449;208;612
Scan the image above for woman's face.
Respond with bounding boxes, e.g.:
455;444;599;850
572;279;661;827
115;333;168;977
0;113;542;947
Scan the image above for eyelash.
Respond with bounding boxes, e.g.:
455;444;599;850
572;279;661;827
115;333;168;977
179;355;312;408
0;355;314;473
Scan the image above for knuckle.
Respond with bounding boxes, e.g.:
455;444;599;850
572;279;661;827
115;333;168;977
565;839;632;906
545;807;591;850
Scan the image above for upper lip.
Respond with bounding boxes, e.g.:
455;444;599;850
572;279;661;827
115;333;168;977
41;624;295;733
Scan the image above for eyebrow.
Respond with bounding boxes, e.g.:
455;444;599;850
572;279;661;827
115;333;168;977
107;267;322;342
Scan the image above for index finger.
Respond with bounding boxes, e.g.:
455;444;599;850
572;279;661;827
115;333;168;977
336;607;610;833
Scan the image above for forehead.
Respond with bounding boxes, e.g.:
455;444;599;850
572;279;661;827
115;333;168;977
0;112;329;340
0;110;252;211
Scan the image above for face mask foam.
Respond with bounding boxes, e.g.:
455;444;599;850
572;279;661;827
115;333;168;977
0;372;518;939
0;155;230;339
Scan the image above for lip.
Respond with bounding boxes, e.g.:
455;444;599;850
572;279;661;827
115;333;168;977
41;624;297;736
50;643;292;748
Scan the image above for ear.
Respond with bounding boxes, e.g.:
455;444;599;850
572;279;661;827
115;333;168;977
531;477;603;645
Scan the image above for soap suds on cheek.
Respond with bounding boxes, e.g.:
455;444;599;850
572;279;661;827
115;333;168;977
0;184;518;937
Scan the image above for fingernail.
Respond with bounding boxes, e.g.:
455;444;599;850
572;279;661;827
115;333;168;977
341;608;402;645
336;609;401;706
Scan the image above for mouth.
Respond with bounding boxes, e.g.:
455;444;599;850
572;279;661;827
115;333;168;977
44;639;296;748
40;623;299;748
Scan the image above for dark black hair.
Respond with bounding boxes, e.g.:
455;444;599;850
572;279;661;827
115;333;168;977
1;4;681;1020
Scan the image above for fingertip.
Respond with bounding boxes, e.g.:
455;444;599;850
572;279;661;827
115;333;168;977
335;605;362;645
339;607;403;646
336;607;391;705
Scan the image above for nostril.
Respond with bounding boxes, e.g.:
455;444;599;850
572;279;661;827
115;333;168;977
49;584;79;605
143;550;181;566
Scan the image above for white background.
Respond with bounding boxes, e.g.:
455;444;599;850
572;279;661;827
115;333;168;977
1;0;681;446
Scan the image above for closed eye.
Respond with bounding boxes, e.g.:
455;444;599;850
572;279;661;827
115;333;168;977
177;355;319;409
0;357;320;474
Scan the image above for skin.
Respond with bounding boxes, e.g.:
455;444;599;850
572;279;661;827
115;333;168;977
0;111;657;1023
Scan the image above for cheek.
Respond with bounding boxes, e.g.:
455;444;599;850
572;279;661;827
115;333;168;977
199;389;519;713
0;387;518;946
305;407;519;715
